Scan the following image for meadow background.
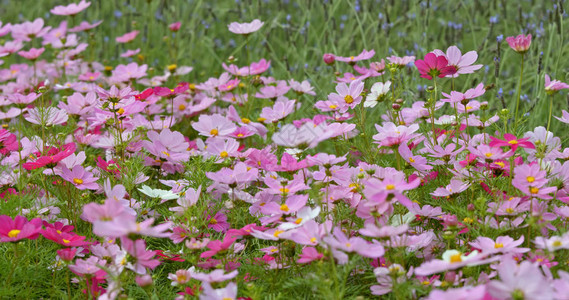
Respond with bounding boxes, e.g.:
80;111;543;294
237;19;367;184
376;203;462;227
0;0;568;299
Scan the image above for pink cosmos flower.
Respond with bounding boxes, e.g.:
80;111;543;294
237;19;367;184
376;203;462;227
0;22;10;37
414;52;456;80
120;48;141;58
116;30;139;43
327;79;364;113
545;74;569;94
431;46;482;77
0;215;42;242
259;97;295;122
11;18;51;41
68;20;102;32
441;82;486;104
59;92;97;115
323;227;385;261
169;21;181;32
506;34;532;54
414;249;494;276
387;55;415;66
512;163;556;199
25;107;68;126
23;142;76;170
68;256;106;276
334;49;375;63
50;0;91;16
373;122;420;147
255;81;290;99
469;236;528;254
199;282;237;300
398;143;432;172
288;79;316;96
93;216;171;239
207;211;230;233
487;256;552;299
192;114;236;138
424;285;488;300
489;133;534;152
200;235;237;259
0;129;18;155
431;179;470;198
363;174;421;209
222;58;271;76
60;165;99;190
555;110;569;124
40;227;91;247
121;237;161;274
228;19;264;35
17;47;44;60
297;247;323;263
190;268;238;283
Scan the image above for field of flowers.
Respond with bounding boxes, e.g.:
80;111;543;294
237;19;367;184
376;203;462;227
1;0;569;299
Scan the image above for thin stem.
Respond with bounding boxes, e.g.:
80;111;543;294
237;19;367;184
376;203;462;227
514;54;525;129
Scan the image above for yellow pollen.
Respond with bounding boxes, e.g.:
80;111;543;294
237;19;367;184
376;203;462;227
178;104;186;111
527;176;535;183
210;128;219;136
495;162;505;168
273;230;284;237
167;64;177;71
350;56;355;60
345;243;352;248
226;85;233;89
279;188;290;194
494;243;504;249
270;248;278;253
505;208;514;213
409;157;415;163
209;218;218;225
56;230;62;234
449;253;462;263
466;106;473;110
237;133;244;137
73;178;83;185
63;239;71;244
162;151;170;157
280;204;290;212
294;218;303;224
117;108;125;115
553;240;563;247
421;280;431;285
220;151;228;158
88;76;94;80
257;117;266;122
310;237;317;243
485;152;493;158
241;118;250;124
344;95;354;104
136;223;141;232
385;184;395;190
8;229;20;238
508;140;518;145
530;187;539;194
329;104;337;109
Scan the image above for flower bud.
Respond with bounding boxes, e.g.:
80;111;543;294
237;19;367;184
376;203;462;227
323;53;335;65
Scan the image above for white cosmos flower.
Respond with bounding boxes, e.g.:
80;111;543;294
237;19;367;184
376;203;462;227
138;185;179;200
364;81;391;108
279;206;321;230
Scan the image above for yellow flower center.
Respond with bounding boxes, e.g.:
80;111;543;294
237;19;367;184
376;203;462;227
279;188;290;194
485;152;493;158
508;139;518;145
257;117;266;122
385;184;395;190
209;218;218;225
117;108;125;115
162;151;170;157
294;218;303;224
495;162;505;168
280;204;289;212
237;133;244;137
167;64;177;71
8;229;20;238
530;187;539;194
178;104;186;111
344;95;354;104
210;128;219;136
409;157;415;163
350;56;355;60
526;176;535;183
329;104;337;109
421;280;431;285
241;118;250;124
220;151;228;158
505;208;514;213
449;253;462;263
63;239;71;244
494;243;504;249
273;230;284;237
310;237;317;243
345;242;352;248
553;240;563;247
73;178;83;185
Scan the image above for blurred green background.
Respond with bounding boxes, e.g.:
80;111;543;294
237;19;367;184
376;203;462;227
1;0;568;131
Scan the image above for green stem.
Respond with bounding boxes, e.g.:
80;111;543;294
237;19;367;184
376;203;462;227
514;54;525;130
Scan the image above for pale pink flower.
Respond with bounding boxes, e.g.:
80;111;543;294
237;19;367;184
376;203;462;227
116;30;139;43
506;34;532;54
50;0;91;16
228;19;264;35
431;46;482;77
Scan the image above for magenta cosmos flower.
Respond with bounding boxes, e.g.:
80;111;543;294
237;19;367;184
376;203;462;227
169;21;181;32
506;33;532;54
50;0;91;16
489;133;534;152
414;52;456;80
23;142;76;170
432;46;482;77
0;215;42;242
228;19;264;35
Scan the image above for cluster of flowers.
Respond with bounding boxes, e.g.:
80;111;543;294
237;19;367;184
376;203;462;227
2;1;569;299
